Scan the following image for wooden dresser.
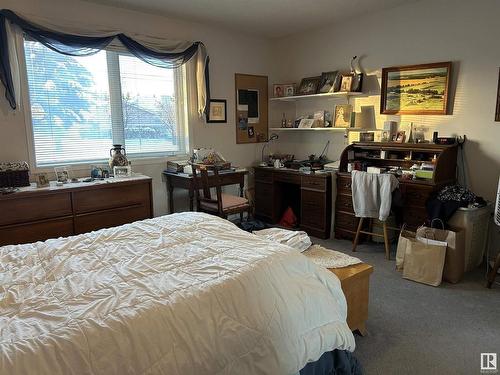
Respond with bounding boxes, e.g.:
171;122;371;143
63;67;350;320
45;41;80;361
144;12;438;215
335;142;457;239
254;167;332;239
0;175;153;246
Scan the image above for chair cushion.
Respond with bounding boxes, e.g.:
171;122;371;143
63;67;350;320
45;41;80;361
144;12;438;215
200;194;249;212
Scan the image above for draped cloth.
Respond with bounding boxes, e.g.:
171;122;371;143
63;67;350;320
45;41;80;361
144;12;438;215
0;9;210;116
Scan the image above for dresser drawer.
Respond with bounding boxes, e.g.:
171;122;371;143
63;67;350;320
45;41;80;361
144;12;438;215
73;182;150;213
274;172;301;185
0;217;74;246
254;168;273;182
337;175;352;193
336;193;354;214
403;185;432;207
74;204;150;234
301;189;326;229
0;193;72;226
335;211;360;231
301;176;327;191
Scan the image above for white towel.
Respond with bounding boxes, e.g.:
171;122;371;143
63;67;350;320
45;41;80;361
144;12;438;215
351;170;399;221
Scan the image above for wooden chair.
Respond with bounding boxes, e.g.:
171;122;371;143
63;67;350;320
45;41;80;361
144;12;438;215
191;163;251;221
352;218;400;260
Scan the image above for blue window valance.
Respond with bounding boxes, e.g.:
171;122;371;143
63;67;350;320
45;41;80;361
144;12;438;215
0;9;210;115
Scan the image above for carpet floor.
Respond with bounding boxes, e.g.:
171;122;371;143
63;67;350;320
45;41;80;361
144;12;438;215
313;237;500;375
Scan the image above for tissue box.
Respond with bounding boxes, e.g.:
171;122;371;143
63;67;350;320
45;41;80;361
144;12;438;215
0;162;30;187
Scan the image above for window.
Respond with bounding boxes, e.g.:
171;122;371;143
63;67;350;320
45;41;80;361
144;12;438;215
23;39;188;167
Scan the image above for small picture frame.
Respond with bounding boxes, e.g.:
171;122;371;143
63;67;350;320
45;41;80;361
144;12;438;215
54;166;70;183
334;104;353;128
313;110;325;127
298;119;315;128
395;131;406;143
207;99;227;123
113;165;131;178
318;71;339;93
273;84;285;97
297;76;321;95
339;75;353;92
283;84;295;97
36;173;50;188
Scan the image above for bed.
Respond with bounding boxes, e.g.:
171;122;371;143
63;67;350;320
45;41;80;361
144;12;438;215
0;212;357;374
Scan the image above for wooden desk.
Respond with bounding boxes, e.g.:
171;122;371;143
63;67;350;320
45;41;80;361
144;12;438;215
329;263;373;336
254;167;332;239
163;169;248;213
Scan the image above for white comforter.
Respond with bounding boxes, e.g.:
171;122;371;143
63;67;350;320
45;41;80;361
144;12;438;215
0;212;354;375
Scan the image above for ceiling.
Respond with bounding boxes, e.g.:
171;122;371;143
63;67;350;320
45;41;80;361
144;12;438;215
84;0;420;38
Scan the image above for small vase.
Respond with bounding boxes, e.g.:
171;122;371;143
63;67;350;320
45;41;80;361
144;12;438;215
109;144;128;170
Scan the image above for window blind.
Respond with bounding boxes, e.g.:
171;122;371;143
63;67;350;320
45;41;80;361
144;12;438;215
24;39;187;167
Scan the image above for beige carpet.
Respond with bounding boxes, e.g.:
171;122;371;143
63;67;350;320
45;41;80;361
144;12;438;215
313;237;500;375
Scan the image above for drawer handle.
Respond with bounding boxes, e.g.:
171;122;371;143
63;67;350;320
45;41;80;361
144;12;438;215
343;183;351;188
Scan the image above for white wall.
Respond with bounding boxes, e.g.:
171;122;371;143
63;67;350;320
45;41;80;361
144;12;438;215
0;0;273;215
269;0;500;202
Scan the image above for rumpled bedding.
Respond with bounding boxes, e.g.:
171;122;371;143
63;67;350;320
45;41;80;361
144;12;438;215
0;212;355;375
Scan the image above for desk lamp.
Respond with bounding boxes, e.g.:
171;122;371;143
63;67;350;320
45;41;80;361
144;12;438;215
260;133;279;166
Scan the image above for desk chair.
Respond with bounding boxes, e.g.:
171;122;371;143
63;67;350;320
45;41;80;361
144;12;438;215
351;171;400;260
191;163;251;221
352;218;399;260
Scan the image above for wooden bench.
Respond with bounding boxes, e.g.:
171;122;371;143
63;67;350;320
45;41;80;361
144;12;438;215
329;263;373;336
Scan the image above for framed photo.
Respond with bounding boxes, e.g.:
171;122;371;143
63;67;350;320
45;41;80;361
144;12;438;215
495;68;500;121
297;76;321;95
313;110;325;127
54;166;70;183
273;84;285;97
36;173;50;187
333;104;353;128
339;75;353;92
298;119;315;128
283;84;295;97
113;165;131;178
380;61;452;115
318;71;339;93
395;131;406;143
207;99;227;123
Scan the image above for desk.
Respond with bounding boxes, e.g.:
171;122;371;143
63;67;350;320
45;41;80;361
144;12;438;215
163;169;248;213
254;167;332;239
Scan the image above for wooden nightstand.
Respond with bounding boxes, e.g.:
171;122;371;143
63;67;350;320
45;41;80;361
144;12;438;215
329;263;373;336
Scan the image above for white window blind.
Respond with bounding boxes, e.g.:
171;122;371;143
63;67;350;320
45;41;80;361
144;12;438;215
23;39;188;167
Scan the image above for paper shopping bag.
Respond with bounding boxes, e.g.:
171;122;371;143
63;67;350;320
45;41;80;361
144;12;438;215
416;226;465;284
395;227;415;271
402;234;447;287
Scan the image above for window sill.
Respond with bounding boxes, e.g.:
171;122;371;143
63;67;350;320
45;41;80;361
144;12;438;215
32;154;191;174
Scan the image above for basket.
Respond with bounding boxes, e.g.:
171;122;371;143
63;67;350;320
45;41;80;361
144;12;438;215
0;162;30;188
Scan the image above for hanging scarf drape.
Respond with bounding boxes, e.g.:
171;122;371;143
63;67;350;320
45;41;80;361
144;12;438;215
0;9;210;116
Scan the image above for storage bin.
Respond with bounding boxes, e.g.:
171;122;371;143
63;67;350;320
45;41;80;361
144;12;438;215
0;162;30;188
448;204;492;272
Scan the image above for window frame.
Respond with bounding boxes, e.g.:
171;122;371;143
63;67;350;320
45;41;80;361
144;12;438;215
19;35;191;172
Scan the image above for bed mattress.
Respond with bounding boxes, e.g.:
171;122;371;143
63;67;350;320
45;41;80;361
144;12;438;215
0;212;354;374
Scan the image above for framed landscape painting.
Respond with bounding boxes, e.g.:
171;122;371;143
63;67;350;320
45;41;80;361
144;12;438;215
380;61;452;115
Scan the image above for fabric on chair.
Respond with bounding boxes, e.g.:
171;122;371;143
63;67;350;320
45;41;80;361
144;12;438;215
199;193;248;211
351;170;399;221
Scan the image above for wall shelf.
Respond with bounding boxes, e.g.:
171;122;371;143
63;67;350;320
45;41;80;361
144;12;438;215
269;91;363;102
269;127;382;132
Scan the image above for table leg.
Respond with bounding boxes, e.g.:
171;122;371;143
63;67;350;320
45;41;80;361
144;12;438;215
168;182;174;214
189;187;194;211
239;180;244;197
